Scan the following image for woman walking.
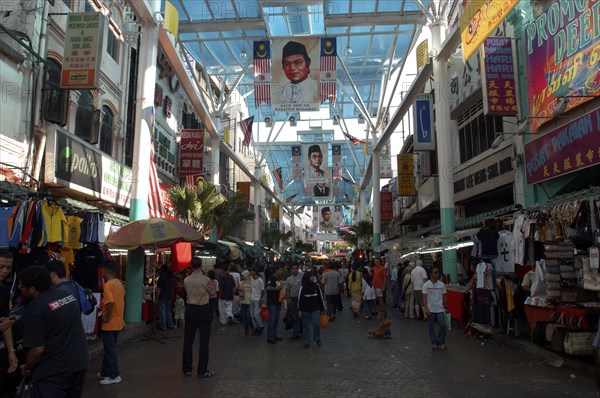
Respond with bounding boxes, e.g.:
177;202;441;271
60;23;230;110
362;268;376;320
347;264;363;317
298;270;326;348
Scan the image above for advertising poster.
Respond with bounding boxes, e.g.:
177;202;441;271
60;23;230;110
303;143;331;197
397;154;415;196
271;38;320;112
61;13;104;89
524;1;600;132
179;129;204;175
380;142;393;178
481;37;518;116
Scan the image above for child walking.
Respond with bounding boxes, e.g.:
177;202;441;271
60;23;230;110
174;293;185;328
368;310;392;338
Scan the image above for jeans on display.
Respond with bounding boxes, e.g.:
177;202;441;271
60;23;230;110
157;298;174;330
428;311;447;346
250;300;263;329
289;297;301;337
101;330;120;379
240;303;251;333
267;303;281;340
182;304;212;375
301;311;321;346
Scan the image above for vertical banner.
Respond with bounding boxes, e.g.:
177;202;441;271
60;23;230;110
304;143;331;198
332;144;342;196
397;154;415;196
319;206;334;232
459;0;520;61
320;37;337;104
312;206;319;230
380;191;394;222
179;129;204;175
272;38;320;112
416;40;429;70
292;146;302;180
273;167;283;191
414;95;435;151
380;142;393;178
253;41;272;106
334;205;342;228
271;202;280;219
163;1;180;38
61;13;104;89
237;181;251;209
481;37;518;116
524;1;600;133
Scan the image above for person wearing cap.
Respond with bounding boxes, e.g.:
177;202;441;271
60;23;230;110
307;144;326;180
320;207;334;229
276;40;318;105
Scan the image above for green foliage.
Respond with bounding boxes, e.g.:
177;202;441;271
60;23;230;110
338;220;373;247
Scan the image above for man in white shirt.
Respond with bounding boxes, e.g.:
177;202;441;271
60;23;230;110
249;267;265;335
411;260;428;320
422;266;448;350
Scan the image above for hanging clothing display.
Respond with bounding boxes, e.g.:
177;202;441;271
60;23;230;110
493;230;515;273
65;215;83;249
476;227;500;259
73;244;105;290
0;206;14;248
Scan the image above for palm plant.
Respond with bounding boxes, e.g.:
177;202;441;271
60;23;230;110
212;191;255;239
167;182;225;231
338;220;373;248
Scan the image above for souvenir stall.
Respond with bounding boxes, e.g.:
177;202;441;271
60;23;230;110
520;192;600;356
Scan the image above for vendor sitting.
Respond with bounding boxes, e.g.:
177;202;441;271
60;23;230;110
368;310;392;339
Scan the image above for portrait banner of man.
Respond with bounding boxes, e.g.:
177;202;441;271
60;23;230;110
272;38;320;112
319;206;335;232
303;143;331;188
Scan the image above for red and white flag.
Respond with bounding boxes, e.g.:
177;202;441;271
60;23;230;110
240;116;254;147
273;167;283;192
253;41;272;106
320;38;337;104
148;142;166;218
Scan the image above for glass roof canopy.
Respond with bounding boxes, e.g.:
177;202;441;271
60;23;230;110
173;0;430;207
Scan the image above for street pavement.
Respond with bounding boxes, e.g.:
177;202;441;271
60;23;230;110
82;299;599;398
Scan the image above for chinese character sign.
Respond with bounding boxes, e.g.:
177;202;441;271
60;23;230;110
397;154;415;196
524;109;600;185
482;37;518;116
61;13;104;89
179;129;204;175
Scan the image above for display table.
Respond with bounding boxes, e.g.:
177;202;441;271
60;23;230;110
524;304;555;331
446;289;467;322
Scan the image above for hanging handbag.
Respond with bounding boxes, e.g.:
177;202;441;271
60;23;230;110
592;198;600;247
566;202;585;239
573;200;594;250
545;312;565;342
320;312;329;329
582;254;600;291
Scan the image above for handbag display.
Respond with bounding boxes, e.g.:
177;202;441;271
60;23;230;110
545;312;566;342
582;254;600;291
550;326;567;352
564;330;595;356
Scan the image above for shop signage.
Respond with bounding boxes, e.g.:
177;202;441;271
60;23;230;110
380;191;393;222
524;109;600;185
460;0;520;61
481;37;518;116
54;128;103;194
61;13;104;89
101;157;132;207
397;154;416;196
453;146;514;202
236;181;251;209
179;129;204;175
524;1;600;133
380;142;393;178
414;95;435;151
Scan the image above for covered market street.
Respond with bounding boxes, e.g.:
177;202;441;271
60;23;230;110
81;301;597;398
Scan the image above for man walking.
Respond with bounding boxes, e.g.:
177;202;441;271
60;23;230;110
249;267;265;335
321;263;343;321
422;266;448;350
182;257;216;378
411;260;428;320
218;265;236;325
266;265;283;344
19;266;89;397
286;263;303;340
99;261;125;385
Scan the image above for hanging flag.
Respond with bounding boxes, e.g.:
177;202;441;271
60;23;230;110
364;141;368;157
253;41;272;106
343;131;366;145
223;127;230;144
285;193;298;204
344;193;351;202
240;116;254;147
273;167;283;191
292;145;302;180
341;175;354;185
320;38;337;104
332;144;342;181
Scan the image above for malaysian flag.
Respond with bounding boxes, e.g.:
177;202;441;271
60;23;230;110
273;167;283;191
320;38;337;104
147;107;166;218
292;146;302;180
343;131;366;145
332;144;342;180
240;116;254;147
253;41;272;106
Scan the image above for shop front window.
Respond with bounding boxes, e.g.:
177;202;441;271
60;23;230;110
44;58;69;126
75;91;94;141
100;105;114;155
458;112;503;163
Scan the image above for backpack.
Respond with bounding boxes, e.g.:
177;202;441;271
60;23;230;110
72;281;98;315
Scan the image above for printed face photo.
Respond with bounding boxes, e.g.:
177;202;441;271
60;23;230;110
283;54;310;84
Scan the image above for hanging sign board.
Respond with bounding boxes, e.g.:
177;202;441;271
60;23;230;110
61;13;104;89
414;95;435;151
